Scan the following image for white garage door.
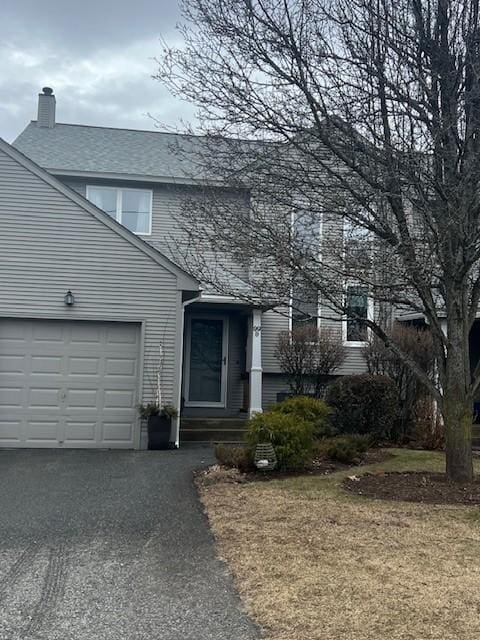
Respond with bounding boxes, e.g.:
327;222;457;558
0;319;141;448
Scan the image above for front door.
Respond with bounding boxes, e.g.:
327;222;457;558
185;316;228;407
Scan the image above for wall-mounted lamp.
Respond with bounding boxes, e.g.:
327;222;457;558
64;290;75;306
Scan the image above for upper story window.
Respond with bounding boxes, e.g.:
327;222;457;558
343;216;371;272
86;186;152;236
291;283;319;331
290;209;321;331
292;209;321;255
344;285;371;345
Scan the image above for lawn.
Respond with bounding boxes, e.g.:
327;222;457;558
198;450;480;640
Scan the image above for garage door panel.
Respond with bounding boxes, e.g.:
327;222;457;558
31;355;63;375
0;319;140;449
70;324;102;344
107;324;139;345
26;421;60;441
102;421;134;442
0;321;30;341
69;356;100;375
103;389;136;409
0;387;23;407
32;324;65;343
29;387;61;408
105;357;137;376
64;421;97;443
0;355;26;373
0;421;22;442
66;389;98;408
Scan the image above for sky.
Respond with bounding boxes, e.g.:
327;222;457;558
0;0;197;142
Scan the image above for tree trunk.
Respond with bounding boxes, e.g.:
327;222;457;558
443;394;473;483
443;310;473;484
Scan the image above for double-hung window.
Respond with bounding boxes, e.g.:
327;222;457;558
86;186;152;236
344;285;371;345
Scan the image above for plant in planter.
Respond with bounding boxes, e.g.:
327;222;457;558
138;403;178;450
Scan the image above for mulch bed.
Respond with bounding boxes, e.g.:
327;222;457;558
198;449;394;487
344;471;480;505
244;449;394;482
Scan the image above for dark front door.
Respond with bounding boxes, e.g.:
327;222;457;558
185;316;228;407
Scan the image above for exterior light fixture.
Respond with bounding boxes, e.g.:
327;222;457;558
64;290;75;306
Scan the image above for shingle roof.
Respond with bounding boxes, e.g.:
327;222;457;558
13;122;223;181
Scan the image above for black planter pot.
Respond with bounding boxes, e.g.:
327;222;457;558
147;415;173;450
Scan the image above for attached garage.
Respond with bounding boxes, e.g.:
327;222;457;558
0;139;200;449
0;319;141;448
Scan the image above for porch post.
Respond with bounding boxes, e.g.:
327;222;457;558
247;308;263;416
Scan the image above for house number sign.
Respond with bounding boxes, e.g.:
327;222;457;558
253;325;261;337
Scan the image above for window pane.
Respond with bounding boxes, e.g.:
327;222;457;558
346;287;368;342
87;188;117;219
292;279;318;331
344;217;371;271
121;190;151;234
293;210;320;252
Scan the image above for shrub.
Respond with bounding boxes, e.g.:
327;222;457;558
326;374;399;441
273;395;335;438
363;324;435;442
275;326;346;397
275;326;316;396
245;411;316;471
317;434;371;464
214;444;253;472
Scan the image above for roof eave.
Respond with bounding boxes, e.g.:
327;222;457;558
48;168;226;188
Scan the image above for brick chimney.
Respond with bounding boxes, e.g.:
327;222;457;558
37;87;56;128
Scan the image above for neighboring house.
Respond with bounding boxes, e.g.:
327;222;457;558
0;88;367;449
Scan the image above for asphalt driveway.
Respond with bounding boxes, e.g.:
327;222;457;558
0;448;260;640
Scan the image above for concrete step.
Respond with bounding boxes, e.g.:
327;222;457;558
181;418;247;430
180;417;248;444
180;428;246;444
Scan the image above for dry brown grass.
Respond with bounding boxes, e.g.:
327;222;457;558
198;450;480;640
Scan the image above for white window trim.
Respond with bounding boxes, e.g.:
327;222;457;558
342;284;373;347
86;185;153;236
289;207;323;332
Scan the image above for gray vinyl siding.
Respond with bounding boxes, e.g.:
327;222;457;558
0;150;182;419
59;177;248;283
262;373;290;409
319;312;368;375
261;309;289;373
60;177;368;378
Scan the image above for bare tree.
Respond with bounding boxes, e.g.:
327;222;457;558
275;327;316;396
157;0;480;482
275;326;346;397
311;327;346;398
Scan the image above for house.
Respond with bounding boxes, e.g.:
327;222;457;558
0;88;367;449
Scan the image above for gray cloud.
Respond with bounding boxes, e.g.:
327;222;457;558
0;0;196;142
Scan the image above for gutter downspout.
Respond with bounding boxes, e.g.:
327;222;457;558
174;289;203;447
